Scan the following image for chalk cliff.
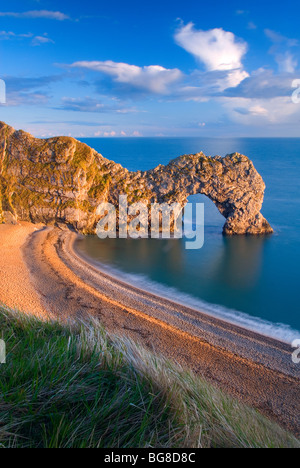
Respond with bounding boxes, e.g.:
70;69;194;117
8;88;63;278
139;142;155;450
0;122;273;235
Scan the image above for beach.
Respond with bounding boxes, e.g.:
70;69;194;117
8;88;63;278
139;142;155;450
0;222;299;436
0;223;48;318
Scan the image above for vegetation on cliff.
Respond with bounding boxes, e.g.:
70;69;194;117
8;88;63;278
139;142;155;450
0;122;273;235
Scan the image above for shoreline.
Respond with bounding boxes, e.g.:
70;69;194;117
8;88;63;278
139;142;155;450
74;237;300;346
70;234;299;379
0;222;299;436
0;223;48;319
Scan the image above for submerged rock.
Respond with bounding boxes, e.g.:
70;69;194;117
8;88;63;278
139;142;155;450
0;122;273;235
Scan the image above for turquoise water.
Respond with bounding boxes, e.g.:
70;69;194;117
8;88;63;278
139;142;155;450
77;137;300;342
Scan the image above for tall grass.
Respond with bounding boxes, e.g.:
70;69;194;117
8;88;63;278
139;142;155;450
0;305;298;448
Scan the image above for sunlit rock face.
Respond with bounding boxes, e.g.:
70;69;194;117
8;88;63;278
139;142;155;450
0;122;273;235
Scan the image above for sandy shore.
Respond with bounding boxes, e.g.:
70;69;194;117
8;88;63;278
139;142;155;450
0;223;48;318
0;222;299;436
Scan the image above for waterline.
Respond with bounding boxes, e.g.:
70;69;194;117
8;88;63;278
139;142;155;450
79;253;300;344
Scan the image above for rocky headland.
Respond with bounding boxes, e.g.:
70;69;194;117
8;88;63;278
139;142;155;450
0;122;273;235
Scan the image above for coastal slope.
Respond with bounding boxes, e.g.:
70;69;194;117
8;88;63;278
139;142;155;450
0;122;273;235
0;223;298;436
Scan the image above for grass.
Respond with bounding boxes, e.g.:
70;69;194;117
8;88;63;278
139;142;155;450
0;305;298;448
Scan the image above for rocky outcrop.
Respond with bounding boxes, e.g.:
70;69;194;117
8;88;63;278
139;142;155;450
0;122;273;235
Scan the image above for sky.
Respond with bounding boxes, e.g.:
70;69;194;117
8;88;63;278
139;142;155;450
0;0;300;138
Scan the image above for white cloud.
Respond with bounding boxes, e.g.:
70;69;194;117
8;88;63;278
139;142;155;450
32;35;54;46
236;10;249;16
265;29;298;74
0;30;54;46
225;96;300;125
265;29;298;47
59;96;140;114
175;23;248;72
7;91;50;106
0;31;33;39
60;97;106;112
248;105;268;115
70;60;182;94
174;24;249;88
0;10;69;21
275;52;297;74
247;22;257;30
223;69;249;89
95;130;129;137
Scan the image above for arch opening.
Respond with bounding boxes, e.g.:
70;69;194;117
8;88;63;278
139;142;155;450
186;194;224;232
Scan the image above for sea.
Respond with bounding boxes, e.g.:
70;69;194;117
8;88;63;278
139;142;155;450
76;137;300;343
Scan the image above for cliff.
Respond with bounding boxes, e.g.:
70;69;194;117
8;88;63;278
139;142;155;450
0;122;273;235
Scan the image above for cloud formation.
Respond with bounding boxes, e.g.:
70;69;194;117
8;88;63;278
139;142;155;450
225;96;300;127
2;75;62;106
0;31;33;40
265;29;298;73
6;91;50;106
70;61;182;94
4;75;62;92
276;53;298;74
0;30;54;46
174;23;249;88
175;23;247;71
67;26;253;101
222;69;294;99
32;35;54;46
59;96;138;114
0;10;70;21
60;97;107;112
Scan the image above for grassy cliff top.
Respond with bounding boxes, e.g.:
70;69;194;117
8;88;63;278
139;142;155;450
0;305;298;448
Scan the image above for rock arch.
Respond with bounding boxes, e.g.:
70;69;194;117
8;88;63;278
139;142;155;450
128;152;273;235
0;122;273;235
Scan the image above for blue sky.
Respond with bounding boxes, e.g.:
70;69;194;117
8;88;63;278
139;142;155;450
0;0;300;137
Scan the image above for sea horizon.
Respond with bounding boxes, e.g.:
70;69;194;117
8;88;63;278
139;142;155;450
0;0;299;448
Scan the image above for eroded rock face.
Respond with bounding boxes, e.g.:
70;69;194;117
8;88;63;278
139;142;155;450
0;122;273;235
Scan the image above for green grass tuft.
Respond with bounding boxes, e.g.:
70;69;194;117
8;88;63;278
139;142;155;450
0;305;298;448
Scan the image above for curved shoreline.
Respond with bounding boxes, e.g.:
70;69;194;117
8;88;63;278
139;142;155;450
74;236;300;346
29;226;300;435
71;236;296;369
0;223;299;436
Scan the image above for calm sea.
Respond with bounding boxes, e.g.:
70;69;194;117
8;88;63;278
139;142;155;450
77;137;300;342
